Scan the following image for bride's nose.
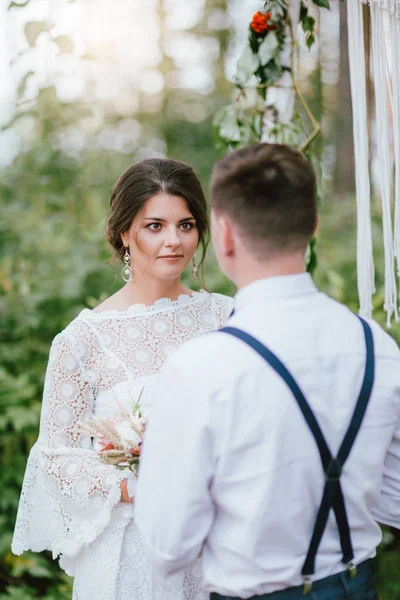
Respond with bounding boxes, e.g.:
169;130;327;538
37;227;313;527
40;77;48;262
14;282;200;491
164;226;181;248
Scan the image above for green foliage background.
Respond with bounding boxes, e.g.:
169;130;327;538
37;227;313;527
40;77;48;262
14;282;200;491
1;1;400;598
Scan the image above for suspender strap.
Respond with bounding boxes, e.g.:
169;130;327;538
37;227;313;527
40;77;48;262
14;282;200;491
220;316;375;584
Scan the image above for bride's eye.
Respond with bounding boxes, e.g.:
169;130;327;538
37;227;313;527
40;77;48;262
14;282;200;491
180;222;195;231
147;223;162;231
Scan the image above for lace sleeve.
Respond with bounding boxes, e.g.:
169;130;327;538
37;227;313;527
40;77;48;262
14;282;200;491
12;327;126;560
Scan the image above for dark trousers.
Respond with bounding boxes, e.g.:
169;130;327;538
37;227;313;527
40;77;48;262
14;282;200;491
210;559;378;600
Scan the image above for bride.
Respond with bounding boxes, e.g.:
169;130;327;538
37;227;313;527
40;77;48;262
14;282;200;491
12;158;233;600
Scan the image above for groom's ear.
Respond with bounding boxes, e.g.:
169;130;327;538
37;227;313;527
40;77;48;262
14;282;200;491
220;215;236;258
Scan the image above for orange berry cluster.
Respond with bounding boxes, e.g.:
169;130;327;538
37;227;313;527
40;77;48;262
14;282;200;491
250;11;276;35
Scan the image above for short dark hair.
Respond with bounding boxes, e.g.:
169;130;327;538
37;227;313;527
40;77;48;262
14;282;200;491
210;143;317;256
107;158;210;271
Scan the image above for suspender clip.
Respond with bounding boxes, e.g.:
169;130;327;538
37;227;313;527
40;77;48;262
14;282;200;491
347;561;357;579
325;458;342;482
303;576;313;595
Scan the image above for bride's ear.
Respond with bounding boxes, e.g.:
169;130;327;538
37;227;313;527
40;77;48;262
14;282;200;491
120;231;129;248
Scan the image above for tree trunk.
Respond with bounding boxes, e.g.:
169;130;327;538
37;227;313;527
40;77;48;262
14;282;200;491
334;0;355;198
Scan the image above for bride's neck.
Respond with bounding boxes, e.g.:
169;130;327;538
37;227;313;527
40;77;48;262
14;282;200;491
123;276;190;307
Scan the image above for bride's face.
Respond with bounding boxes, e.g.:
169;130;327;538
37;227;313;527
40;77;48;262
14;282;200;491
121;193;199;282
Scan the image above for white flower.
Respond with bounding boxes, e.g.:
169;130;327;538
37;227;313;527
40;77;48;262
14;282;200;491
116;421;142;450
130;415;146;432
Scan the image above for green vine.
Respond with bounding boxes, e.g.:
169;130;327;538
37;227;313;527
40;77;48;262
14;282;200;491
213;0;330;274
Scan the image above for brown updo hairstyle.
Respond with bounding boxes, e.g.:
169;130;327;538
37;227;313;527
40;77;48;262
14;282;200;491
106;158;210;280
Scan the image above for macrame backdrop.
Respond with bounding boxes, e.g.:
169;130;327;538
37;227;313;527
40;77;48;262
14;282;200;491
347;0;400;325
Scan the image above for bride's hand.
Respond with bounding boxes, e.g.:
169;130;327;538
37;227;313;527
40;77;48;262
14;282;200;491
120;479;133;503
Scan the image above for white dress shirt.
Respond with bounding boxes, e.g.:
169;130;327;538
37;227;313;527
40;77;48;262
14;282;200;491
135;274;400;599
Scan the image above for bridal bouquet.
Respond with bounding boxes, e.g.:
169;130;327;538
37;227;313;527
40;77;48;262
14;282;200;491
81;390;147;476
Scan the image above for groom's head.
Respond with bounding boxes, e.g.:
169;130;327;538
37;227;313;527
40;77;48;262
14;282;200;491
210;143;317;284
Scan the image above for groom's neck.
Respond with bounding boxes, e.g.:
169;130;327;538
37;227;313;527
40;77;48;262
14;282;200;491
233;251;306;290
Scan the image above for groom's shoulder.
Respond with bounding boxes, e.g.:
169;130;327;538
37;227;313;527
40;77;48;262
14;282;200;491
357;315;400;359
168;325;253;380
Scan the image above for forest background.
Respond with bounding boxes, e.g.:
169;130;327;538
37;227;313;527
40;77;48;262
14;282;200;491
1;0;400;598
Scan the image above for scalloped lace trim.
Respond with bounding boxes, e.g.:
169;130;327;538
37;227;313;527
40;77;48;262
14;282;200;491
79;290;209;319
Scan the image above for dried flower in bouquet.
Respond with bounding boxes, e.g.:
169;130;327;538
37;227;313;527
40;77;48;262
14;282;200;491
80;388;147;475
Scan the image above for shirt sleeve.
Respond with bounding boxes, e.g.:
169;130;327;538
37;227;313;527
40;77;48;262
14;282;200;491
134;356;218;576
372;413;400;529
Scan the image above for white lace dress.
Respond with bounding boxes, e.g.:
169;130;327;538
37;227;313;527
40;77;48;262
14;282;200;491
12;291;233;600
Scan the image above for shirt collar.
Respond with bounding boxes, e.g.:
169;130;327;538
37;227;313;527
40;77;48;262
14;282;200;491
234;273;318;310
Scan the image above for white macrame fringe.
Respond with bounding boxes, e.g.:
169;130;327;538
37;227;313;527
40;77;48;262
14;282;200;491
390;17;400;281
347;0;375;318
361;0;400;17
370;2;398;325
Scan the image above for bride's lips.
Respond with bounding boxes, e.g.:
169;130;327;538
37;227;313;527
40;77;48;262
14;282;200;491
158;255;183;261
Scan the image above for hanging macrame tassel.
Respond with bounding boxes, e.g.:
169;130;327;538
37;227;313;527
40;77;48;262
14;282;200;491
347;0;375;317
370;2;398;325
390;15;400;285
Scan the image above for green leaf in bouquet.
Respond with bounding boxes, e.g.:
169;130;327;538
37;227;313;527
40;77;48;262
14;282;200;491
258;32;279;67
17;71;34;97
8;0;30;8
24;20;53;46
54;35;74;54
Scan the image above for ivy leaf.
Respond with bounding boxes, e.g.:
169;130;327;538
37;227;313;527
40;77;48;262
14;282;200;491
302;15;315;33
273;123;300;147
24;21;52;46
306;33;315;49
267;0;286;19
213;105;242;142
234;45;259;86
252;111;264;138
258;31;279;66
311;0;330;8
306;237;318;275
54;35;74;54
262;59;282;84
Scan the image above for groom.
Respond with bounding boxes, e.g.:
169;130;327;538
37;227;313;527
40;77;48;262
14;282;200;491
135;143;400;599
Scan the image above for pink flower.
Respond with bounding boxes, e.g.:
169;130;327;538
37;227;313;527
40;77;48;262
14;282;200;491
98;436;114;451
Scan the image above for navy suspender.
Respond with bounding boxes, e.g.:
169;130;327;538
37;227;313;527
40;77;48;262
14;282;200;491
219;316;375;594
